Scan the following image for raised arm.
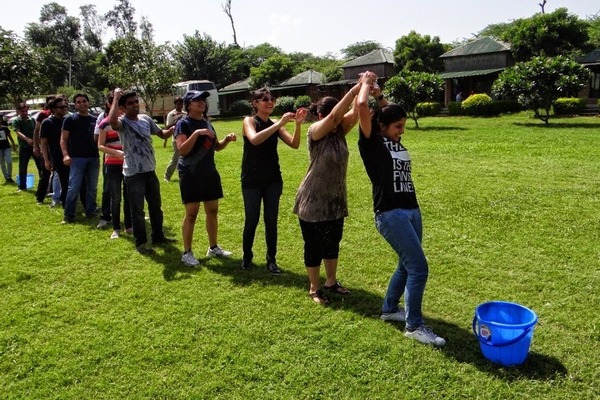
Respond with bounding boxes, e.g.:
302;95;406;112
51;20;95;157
109;89;123;131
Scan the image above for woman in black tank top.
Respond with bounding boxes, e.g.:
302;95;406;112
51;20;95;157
240;88;307;273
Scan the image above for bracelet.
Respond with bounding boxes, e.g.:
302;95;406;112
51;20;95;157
376;94;384;101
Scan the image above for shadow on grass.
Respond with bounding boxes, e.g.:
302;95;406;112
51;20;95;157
513;122;600;129
413;317;568;381
407;126;469;132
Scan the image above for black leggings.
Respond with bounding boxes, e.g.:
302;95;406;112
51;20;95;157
299;218;344;267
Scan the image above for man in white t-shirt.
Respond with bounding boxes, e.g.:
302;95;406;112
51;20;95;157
163;96;186;182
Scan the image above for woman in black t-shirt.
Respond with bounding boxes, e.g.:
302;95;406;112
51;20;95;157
240;88;307;273
357;78;446;347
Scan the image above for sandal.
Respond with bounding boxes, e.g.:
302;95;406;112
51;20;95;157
324;281;351;295
309;289;329;305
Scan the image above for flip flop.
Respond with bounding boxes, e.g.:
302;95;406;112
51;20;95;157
309;289;329;305
324;281;351;295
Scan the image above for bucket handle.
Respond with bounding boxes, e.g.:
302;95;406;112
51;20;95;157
472;316;533;347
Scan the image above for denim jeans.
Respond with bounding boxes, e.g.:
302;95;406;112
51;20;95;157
125;171;165;247
51;171;61;203
100;157;111;222
375;208;429;329
64;157;99;219
106;164;131;231
242;181;282;263
18;146;42;190
0;147;12;179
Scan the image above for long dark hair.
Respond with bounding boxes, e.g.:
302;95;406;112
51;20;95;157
371;104;407;134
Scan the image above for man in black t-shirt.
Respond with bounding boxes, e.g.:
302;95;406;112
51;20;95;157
0;118;17;183
60;93;99;223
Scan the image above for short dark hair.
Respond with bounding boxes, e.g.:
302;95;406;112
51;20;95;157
48;97;66;111
45;95;56;106
118;90;137;107
16;102;28;111
174;96;183;105
73;93;89;103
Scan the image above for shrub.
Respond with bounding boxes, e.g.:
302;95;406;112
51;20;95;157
448;101;464;116
416;102;441;117
228;100;253;117
553;97;586;115
294;95;311;110
274;96;295;114
461;93;495;116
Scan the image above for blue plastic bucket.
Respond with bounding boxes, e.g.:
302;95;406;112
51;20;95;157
473;301;538;366
15;173;35;189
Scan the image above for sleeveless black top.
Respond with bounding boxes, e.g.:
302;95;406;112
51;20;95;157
241;115;282;189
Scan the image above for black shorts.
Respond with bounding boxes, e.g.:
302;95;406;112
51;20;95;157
299;218;344;267
179;169;223;204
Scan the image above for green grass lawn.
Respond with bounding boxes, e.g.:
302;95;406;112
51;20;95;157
1;113;599;399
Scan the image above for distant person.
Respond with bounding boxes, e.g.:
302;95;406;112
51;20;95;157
357;74;446;347
240;88;307;273
60;93;99;223
293;74;372;305
96;93;115;230
175;90;236;266
13;102;43;194
163;96;186;182
0;117;17;183
32;95;55;204
97;91;132;239
109;89;175;255
40;95;72;208
455;92;463;102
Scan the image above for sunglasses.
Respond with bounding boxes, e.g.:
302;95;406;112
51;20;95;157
259;96;276;103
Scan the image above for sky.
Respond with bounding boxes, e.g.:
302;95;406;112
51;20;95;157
1;0;599;57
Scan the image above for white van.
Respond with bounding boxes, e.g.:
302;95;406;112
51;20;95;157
139;80;220;122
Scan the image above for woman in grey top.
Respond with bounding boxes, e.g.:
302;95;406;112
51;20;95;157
293;73;373;305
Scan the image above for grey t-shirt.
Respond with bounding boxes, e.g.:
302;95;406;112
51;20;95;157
118;114;162;176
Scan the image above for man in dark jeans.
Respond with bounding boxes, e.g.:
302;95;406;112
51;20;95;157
109;88;175;254
12;103;46;198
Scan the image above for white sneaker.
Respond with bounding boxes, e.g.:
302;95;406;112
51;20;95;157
404;325;446;347
110;230;120;239
380;309;406;322
181;251;200;266
206;245;232;258
96;219;109;229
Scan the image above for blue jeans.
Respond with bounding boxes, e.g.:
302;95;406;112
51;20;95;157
106;164;131;231
375;208;429;329
64;157;99;219
242;181;282;263
125;171;165;247
0;147;12;179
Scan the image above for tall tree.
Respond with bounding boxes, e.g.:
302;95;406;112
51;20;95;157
0;29;43;105
222;0;238;47
393;31;447;73
341;41;382;59
501;8;591;61
79;4;104;51
249;54;295;89
105;0;137;38
106;33;179;118
174;32;233;87
492;55;590;124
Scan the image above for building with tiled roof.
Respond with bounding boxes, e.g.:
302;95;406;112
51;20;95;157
439;36;514;106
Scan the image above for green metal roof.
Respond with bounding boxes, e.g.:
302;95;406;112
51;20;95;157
439;68;505;79
579;49;600;64
274;70;324;87
219;78;250;93
342;49;394;68
441;37;511;58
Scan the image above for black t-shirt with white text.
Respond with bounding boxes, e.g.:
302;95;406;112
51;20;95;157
358;128;419;213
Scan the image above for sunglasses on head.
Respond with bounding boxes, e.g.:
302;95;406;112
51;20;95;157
259;96;276;103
